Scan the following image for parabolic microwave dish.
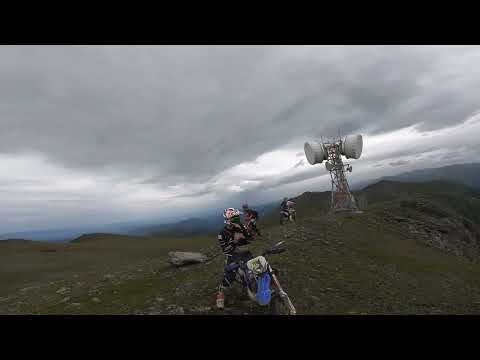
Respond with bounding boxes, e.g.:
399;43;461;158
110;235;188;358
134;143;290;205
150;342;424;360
304;135;363;165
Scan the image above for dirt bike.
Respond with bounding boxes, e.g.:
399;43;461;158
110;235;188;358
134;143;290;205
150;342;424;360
223;241;296;315
280;208;296;225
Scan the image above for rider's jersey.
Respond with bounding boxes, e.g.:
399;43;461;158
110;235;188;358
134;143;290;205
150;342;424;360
217;224;253;255
243;209;258;222
281;200;288;211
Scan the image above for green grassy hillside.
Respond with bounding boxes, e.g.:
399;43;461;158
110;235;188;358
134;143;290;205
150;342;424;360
2;180;480;315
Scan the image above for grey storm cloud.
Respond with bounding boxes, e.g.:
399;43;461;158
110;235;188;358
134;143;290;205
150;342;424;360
253;168;329;191
440;151;462;161
292;159;306;169
389;160;411;167
1;45;480;186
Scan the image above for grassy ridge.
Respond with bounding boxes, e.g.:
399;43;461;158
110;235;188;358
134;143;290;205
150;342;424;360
1;180;480;315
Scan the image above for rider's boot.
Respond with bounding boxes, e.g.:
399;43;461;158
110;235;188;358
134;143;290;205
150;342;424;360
216;285;225;310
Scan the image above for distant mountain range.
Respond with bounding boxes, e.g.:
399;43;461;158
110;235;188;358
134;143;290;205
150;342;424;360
0;218;180;242
352;163;480;191
136;202;279;237
2;163;478;242
0;202;280;242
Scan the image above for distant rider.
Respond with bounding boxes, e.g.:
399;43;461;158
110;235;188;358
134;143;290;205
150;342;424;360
281;197;289;212
216;208;255;309
242;203;262;236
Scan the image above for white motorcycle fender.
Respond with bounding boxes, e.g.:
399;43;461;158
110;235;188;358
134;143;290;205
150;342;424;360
246;256;268;275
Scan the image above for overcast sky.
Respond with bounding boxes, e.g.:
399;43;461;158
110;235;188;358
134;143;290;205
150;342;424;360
1;45;480;233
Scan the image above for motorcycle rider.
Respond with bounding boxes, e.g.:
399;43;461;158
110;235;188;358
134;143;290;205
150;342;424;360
280;197;290;220
216;208;255;308
242;203;262;236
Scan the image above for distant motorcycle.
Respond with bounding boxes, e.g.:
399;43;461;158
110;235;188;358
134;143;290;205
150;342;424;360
280;202;296;225
224;241;296;315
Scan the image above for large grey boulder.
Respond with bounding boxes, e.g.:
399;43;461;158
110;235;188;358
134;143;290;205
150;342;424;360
168;251;208;267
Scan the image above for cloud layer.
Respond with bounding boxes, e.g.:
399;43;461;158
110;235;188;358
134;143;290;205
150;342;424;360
2;46;480;181
1;45;480;232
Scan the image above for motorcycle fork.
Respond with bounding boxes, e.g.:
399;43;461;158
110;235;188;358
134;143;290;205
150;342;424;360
268;265;297;315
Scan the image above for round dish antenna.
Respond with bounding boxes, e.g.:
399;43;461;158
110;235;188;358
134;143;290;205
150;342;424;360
304;141;327;165
342;135;363;159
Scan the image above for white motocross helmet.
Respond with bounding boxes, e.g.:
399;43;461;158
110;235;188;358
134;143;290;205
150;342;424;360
223;208;242;225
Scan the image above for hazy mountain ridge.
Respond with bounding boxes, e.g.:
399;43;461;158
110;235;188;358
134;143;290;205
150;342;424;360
2;163;479;243
382;163;480;189
136;202;279;237
352;163;480;190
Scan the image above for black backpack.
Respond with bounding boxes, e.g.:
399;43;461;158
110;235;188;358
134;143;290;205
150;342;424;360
251;210;259;220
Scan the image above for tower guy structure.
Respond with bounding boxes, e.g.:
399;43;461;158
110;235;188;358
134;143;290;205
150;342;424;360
304;135;363;212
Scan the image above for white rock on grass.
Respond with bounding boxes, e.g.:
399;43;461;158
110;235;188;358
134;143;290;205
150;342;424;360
168;252;208;267
173;307;185;315
56;287;69;295
191;306;211;312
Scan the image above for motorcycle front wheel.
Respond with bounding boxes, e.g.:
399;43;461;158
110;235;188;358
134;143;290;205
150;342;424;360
270;294;290;315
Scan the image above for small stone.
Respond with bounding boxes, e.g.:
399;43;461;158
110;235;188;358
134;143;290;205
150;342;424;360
191;306;211;312
91;297;101;303
20;285;40;292
156;297;164;302
61;297;71;303
170;306;184;315
56;287;69;295
71;303;81;307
